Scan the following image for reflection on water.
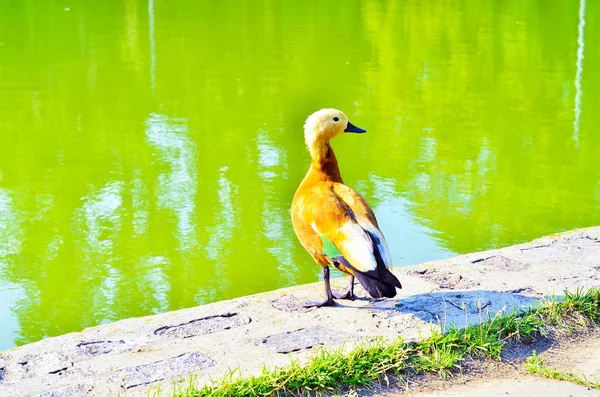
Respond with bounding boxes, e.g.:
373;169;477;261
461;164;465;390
148;0;157;93
75;181;125;325
0;189;21;261
0;190;24;350
131;173;150;236
204;166;236;261
573;0;586;142
0;0;599;349
143;256;170;314
146;113;198;252
0;284;24;351
257;130;298;283
77;181;123;261
370;176;455;266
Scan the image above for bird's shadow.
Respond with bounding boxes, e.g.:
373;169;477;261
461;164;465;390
344;289;553;328
360;289;550;325
363;289;557;358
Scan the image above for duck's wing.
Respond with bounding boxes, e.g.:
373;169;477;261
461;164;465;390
331;183;393;269
296;183;401;297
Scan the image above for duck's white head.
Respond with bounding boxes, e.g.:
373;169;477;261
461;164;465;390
303;108;366;155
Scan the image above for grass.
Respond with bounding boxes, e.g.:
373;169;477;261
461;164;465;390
524;350;600;390
172;288;600;397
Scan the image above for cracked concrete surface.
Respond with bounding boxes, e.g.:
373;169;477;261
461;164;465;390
0;227;599;396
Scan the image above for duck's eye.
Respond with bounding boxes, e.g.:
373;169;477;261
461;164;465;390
333;117;339;122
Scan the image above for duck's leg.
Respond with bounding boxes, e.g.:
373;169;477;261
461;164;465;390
305;267;335;308
330;257;355;300
333;275;355;300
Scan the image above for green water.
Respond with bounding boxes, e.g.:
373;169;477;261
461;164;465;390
1;0;599;350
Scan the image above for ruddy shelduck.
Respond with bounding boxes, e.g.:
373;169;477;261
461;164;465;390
291;108;402;307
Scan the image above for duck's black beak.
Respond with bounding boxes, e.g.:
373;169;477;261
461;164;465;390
344;121;366;133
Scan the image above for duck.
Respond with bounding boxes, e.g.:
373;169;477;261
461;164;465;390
291;108;402;307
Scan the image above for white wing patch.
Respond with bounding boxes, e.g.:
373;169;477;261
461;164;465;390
338;221;377;272
356;215;393;268
311;221;319;234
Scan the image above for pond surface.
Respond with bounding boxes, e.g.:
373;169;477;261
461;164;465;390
1;0;599;350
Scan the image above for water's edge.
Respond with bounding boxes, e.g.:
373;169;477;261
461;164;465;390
0;227;599;397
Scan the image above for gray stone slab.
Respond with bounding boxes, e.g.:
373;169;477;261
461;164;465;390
111;352;215;390
520;245;564;260
407;268;480;289
572;236;600;252
36;384;93;397
472;255;529;271
154;312;251;338
271;295;315;313
509;287;543;296
77;340;131;357
19;352;71;377
2;362;26;382
256;326;352;353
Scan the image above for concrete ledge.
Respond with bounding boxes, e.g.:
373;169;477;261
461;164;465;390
1;227;599;396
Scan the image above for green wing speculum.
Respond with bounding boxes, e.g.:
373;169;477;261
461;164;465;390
320;235;343;258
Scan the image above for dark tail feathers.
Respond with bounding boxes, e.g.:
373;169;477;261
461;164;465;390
354;270;398;298
333;256;402;299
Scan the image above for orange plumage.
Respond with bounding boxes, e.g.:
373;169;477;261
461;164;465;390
291;109;402;307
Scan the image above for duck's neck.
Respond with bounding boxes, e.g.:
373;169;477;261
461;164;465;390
306;141;343;183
